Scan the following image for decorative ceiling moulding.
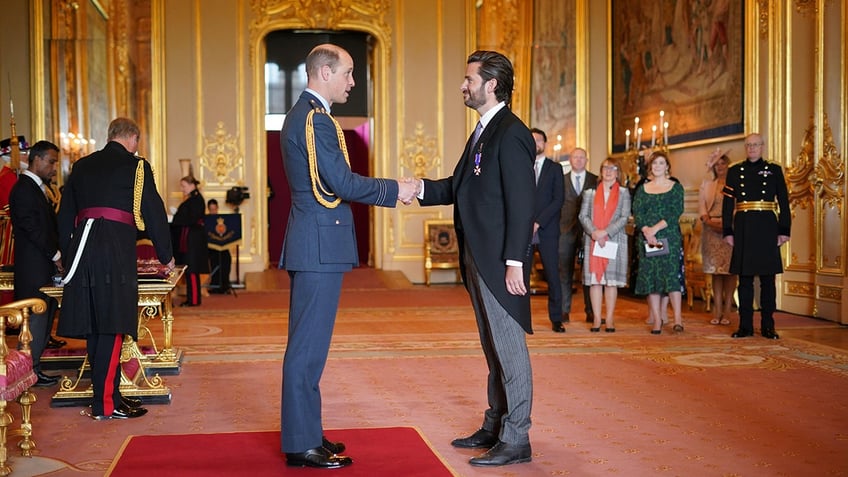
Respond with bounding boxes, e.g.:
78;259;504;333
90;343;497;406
248;0;392;66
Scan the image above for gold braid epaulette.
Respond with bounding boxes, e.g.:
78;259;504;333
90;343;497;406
306;105;350;209
133;159;146;231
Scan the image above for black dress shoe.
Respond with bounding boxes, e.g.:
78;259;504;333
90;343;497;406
121;395;144;408
286;446;352;468
93;403;148;420
34;371;59;387
451;428;498;449
46;336;67;349
322;436;345;454
731;329;754;338
761;329;780;339
469;441;532;466
552;322;565;333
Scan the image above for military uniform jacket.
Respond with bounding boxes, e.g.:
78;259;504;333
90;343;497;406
57;141;173;339
420;107;536;333
9;173;59;296
279;91;398;272
721;157;791;275
171;189;210;273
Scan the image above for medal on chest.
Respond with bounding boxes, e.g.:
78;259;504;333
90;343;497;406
473;143;483;176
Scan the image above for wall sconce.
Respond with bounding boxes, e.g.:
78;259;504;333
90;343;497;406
59;132;95;163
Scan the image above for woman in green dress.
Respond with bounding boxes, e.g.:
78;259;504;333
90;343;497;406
633;151;685;334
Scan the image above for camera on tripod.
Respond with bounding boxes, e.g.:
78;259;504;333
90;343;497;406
225;186;250;210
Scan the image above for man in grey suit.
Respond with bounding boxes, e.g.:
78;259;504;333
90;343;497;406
414;50;535;467
278;43;417;469
530;129;565;332
559;147;598;323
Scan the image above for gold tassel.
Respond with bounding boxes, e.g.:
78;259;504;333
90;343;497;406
133;159;146;230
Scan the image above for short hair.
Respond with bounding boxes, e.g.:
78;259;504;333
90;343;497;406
467;50;514;106
600;157;623;185
646;151;671;176
306;44;343;79
107;117;140;141
530;128;547;142
207;198;219;207
28;140;59;159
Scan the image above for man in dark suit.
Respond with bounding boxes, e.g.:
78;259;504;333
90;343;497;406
559;147;598;323
415;50;535;467
57;118;175;420
8;140;62;386
529;129;565;332
278;44;417;469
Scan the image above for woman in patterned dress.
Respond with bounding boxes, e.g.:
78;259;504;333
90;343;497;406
699;151;736;325
579;157;631;333
633;152;685;334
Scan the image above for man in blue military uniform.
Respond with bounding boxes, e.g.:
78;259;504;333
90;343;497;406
721;133;791;339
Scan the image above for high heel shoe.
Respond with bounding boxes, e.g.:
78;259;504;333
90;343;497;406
590;327;600;332
673;324;684;333
650;329;661;335
605;327;616;333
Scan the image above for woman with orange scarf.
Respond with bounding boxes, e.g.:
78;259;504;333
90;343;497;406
578;157;631;332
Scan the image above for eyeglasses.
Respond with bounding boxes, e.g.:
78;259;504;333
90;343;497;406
745;142;763;148
601;166;618;171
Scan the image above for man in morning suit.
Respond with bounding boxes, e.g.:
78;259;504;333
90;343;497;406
722;133;790;339
8;140;62;386
57;118;175;420
530;128;565;332
278;44;417;469
414;50;535;467
559;147;597;322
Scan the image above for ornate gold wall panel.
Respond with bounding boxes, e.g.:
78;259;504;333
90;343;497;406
474;0;533;121
785;280;815;297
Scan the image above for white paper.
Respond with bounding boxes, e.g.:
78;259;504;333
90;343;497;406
592;241;618;259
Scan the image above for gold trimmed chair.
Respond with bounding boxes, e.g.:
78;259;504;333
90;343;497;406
681;218;712;311
0;298;43;476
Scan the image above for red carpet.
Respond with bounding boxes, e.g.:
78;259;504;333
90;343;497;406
107;427;457;476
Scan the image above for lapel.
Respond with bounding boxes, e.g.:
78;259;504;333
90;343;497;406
455;108;509;191
22;174;50;208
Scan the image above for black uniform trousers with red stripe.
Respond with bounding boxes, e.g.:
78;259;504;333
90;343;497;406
88;333;124;416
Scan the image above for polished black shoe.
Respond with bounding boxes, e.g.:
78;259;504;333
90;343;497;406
761;329;780;340
46;336;67;349
93;403;148;420
286;446;352;468
34;371;59;387
451;428;498;449
121;395;144;408
469;441;532;467
322;436;345;454
561;313;570;323
731;329;754;338
552;322;565;333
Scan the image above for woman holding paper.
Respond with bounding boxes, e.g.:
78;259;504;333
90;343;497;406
633;152;685;334
578;158;631;332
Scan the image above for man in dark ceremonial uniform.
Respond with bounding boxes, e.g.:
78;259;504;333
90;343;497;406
57;118;175;419
721;133;791;339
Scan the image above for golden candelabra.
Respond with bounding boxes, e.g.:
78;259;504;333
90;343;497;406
620;111;671;188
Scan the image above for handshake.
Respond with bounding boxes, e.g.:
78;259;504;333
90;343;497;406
397;177;423;205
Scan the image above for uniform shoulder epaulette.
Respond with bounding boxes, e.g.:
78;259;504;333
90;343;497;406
309;99;327;114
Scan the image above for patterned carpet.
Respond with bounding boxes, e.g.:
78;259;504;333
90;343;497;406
11;269;848;476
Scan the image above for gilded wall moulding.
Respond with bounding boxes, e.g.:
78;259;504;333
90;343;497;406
818;285;842;302
757;0;769;37
786;121;816;212
794;0;817;15
785;280;815;297
201;121;244;185
249;0;391;65
399;123;440;179
811;114;845;215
